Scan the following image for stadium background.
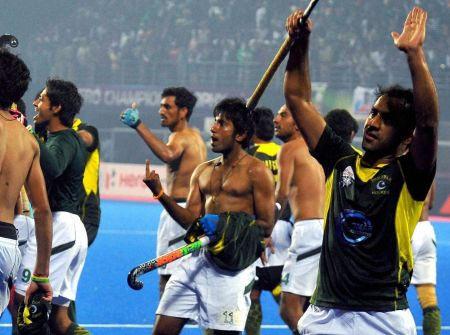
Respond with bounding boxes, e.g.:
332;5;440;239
1;0;449;333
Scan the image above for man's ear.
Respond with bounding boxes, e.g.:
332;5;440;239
51;105;61;116
402;134;413;147
235;132;247;144
179;106;188;120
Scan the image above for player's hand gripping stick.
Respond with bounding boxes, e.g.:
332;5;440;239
246;0;320;110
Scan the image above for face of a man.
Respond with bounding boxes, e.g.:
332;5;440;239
362;95;400;154
210;112;238;153
273;105;297;143
33;88;54;125
159;96;181;128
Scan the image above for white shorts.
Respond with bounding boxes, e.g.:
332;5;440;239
14;215;35;257
411;221;437;285
281;219;323;296
157;203;187;275
15;212;88;307
156;250;255;331
0;228;21;315
256;219;292;268
298;305;416;335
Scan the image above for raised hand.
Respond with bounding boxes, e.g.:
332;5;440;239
285;9;313;39
142;159;163;196
120;102;141;129
391;7;427;53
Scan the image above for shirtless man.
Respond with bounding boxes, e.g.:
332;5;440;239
120;87;206;294
273;105;325;333
0;49;52;315
143;97;274;334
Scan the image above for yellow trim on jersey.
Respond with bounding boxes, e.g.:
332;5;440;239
72;118;100;195
323;172;334;230
395;183;424;271
355;156;388;182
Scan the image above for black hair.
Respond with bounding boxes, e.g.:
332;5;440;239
251;106;275;141
45;78;83;127
162;87;197;121
374;84;415;139
0;49;31;110
213;97;254;149
16;99;26;116
324;109;359;143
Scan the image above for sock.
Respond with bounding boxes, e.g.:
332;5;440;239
245;301;262;335
423;306;441;335
66;323;90;335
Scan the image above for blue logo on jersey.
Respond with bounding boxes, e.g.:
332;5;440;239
336;209;373;245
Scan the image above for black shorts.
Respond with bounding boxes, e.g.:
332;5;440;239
253;265;283;292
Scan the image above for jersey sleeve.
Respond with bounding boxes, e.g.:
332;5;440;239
311;126;356;178
398;152;436;201
78;124;99;152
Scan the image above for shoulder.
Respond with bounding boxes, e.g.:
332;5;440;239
246;155;271;177
193;158;216;176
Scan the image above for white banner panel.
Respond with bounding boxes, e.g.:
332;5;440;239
99;162;167;202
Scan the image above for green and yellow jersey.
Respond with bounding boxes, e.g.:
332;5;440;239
311;126;435;311
73;118;101;245
247;141;280;183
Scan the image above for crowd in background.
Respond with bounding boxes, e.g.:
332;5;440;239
14;0;450;89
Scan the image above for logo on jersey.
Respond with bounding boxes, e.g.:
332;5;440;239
336;209;373;245
371;175;391;195
340;166;355;187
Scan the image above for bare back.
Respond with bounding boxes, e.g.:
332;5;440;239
282;137;325;221
167;127;206;199
0;118;38;223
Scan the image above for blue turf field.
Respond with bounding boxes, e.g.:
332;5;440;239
1;200;449;334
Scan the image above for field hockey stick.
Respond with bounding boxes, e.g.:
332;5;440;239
246;0;320;110
127;235;211;290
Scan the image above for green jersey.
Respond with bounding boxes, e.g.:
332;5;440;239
310;126;435;311
39;129;87;214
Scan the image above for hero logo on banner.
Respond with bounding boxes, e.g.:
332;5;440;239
100;162;167;202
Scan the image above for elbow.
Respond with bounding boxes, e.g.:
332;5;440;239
33;206;52;223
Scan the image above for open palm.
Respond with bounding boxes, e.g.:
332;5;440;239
391;7;427;52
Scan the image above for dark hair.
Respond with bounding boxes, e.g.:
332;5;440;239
162;87;197;121
374;84;415;138
213;97;254;148
251;106;274;141
45;78;83;127
325;109;359;143
0;49;31;110
16;99;26;116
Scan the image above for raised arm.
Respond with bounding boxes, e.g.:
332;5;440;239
251;161;275;237
143;159;199;229
120;105;184;163
136;125;184;163
284;10;326;150
392;7;438;170
25;142;52;302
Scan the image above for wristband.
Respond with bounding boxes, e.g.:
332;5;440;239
31;274;50;284
153;189;164;199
